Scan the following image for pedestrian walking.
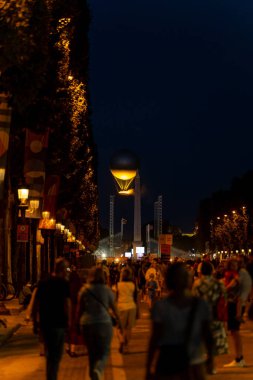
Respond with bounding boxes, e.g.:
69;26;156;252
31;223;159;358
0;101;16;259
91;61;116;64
35;258;71;380
223;257;252;368
28;271;50;356
66;265;83;357
76;266;122;380
145;261;158;282
246;252;253;300
193;261;228;374
146;273;158;309
116;267;138;353
145;262;213;380
137;262;147;302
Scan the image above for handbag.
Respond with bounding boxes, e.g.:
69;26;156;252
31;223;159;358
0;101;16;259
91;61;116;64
155;297;199;376
86;288;118;327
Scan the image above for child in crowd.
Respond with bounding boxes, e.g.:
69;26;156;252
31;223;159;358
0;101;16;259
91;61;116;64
146;273;158;308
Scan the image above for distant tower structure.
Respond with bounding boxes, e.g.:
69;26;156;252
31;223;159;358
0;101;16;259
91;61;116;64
146;224;151;255
133;170;142;258
154;195;163;239
154;201;158;239
109;195;115;257
109;149;140;258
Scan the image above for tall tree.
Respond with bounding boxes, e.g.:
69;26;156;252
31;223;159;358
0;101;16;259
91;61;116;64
0;0;99;284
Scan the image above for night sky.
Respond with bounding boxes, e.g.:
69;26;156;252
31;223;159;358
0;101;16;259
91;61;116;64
88;0;253;235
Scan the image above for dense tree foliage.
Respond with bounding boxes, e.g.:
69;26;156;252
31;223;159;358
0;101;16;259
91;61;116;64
0;0;99;249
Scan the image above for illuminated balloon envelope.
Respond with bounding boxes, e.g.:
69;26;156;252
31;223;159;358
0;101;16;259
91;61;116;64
110;149;139;194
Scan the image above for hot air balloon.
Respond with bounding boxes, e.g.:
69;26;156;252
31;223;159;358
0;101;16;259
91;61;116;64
110;149;139;195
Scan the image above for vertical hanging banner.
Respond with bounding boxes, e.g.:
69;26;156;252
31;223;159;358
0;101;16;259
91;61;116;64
17;224;29;242
159;234;173;263
24;129;49;217
43;175;60;218
0;94;11;199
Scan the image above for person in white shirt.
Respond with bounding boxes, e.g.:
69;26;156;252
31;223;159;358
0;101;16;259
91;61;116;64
116;268;138;353
145;262;158;281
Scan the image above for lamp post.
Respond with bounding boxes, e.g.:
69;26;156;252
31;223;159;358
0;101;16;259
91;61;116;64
17;183;29;289
39;212;56;274
26;199;40;284
55;223;65;258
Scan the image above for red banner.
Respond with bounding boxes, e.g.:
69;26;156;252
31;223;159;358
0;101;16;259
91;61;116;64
43;175;60;218
0;94;11;199
17;224;29;242
24;129;49;198
160;244;171;254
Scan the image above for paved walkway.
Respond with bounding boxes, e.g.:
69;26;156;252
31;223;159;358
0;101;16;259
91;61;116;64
0;299;149;380
1;299;253;379
0;299;24;347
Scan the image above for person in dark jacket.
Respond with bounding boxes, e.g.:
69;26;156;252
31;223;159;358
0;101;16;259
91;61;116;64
35;258;71;380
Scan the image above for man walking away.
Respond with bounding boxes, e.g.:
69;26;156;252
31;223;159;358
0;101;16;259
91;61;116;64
36;258;71;380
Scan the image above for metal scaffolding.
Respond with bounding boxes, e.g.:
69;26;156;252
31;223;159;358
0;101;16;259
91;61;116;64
109;195;115;257
154;195;162;239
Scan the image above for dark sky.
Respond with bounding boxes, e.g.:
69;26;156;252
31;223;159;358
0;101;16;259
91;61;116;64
88;0;253;234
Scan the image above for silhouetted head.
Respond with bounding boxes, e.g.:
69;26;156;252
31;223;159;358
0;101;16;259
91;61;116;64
121;268;132;282
88;267;105;284
201;261;213;276
165;262;189;292
226;258;238;272
54;258;68;278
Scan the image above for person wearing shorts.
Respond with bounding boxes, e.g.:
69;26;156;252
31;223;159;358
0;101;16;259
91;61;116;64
116;268;138;353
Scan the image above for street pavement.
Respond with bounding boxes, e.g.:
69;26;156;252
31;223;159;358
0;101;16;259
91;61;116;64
1;299;253;379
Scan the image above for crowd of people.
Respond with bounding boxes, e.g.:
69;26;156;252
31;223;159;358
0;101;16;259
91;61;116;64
26;253;253;380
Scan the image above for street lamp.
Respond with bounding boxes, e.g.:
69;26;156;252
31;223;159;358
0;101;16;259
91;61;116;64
29;199;40;213
39;212;56;274
17;185;29;209
25;198;40;284
17;183;29;289
55;223;65;257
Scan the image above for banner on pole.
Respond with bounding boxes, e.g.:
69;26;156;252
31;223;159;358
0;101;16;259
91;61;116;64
17;224;29;242
159;234;173;245
24;129;49;198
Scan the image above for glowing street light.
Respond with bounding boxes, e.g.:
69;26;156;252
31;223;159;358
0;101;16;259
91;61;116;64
17;185;29;206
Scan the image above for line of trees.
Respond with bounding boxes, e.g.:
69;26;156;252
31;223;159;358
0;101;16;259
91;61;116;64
197;170;253;254
0;0;99;282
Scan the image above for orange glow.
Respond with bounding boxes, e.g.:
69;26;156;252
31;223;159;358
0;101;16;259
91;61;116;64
118;189;134;196
39;218;56;230
110;169;137;180
110;169;137;193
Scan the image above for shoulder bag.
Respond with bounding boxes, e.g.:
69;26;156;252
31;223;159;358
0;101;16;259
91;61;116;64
86;287;117;326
